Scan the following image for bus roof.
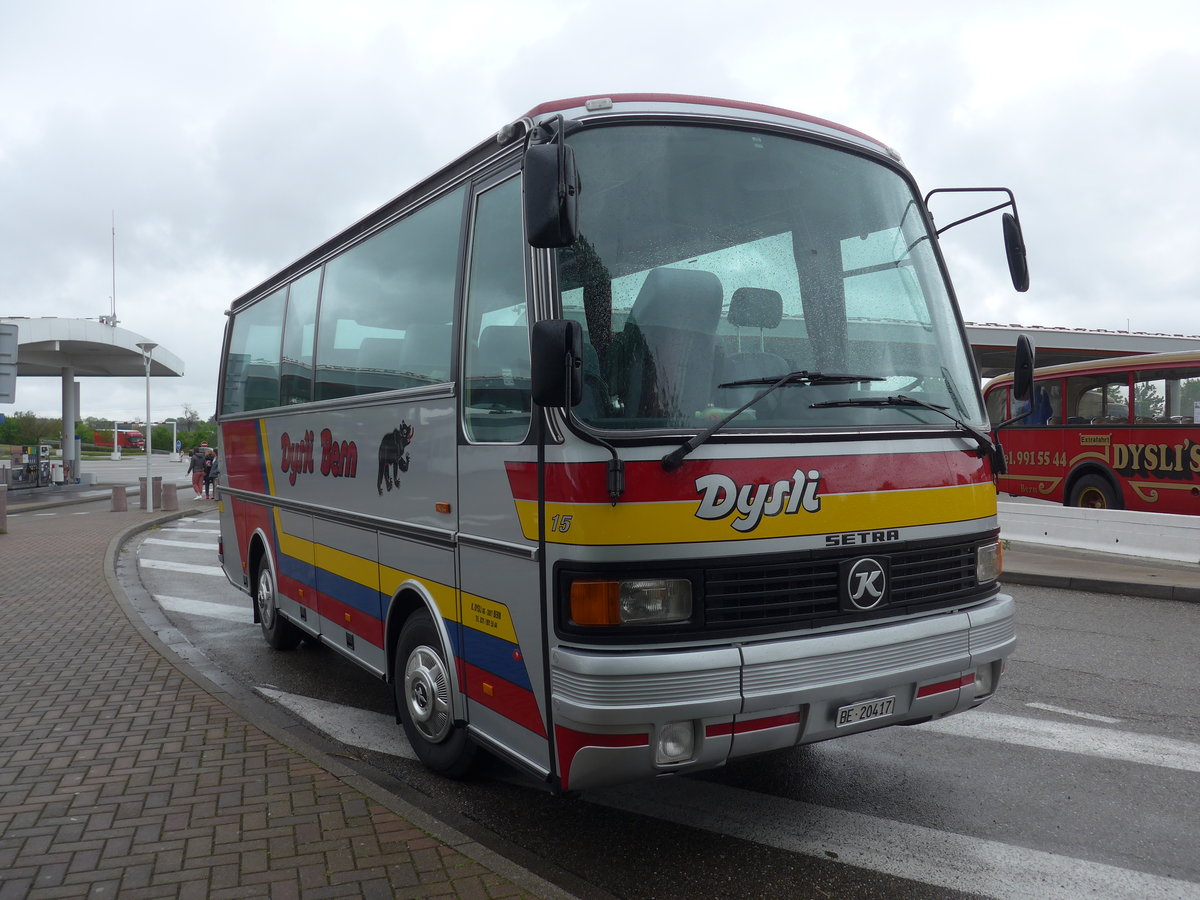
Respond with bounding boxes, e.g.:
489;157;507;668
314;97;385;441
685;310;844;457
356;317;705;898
230;94;898;313
986;349;1200;390
523;94;894;155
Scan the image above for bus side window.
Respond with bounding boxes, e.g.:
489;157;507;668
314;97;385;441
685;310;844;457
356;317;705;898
280;268;320;405
222;285;287;414
463;175;531;443
984;384;1008;425
314;187;463;401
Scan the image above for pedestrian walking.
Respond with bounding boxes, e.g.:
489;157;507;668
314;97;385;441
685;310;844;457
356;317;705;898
203;448;218;499
186;447;206;499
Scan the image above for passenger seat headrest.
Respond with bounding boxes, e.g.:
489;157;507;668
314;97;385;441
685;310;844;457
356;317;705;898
728;287;783;329
628;267;723;333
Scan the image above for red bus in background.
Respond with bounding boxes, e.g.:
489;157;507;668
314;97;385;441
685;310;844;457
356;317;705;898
984;350;1200;512
93;428;145;450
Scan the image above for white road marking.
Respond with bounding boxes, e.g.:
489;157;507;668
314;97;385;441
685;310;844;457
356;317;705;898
918;710;1200;774
155;594;248;623
160;526;221;534
248;683;1197;896
255;687;416;760
591;778;1196;900
139;558;226;577
1025;702;1122;724
144;537;219;550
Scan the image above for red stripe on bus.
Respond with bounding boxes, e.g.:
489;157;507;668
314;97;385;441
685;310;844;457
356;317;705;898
461;662;547;738
222;420;269;495
506;453;989;504
706;712;802;738
916;674;975;699
554;726;649;791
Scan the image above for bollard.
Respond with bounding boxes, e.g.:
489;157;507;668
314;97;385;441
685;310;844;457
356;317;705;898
153;476;163;509
111;486;127;512
139;476;148;510
0;484;7;534
162;482;178;511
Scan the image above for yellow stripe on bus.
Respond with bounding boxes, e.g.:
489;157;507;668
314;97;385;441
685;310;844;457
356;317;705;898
267;508;468;628
515;482;996;545
260;419;278;495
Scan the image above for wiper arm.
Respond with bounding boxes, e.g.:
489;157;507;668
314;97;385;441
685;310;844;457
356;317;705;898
661;371;883;471
810;394;1006;472
718;370;885;389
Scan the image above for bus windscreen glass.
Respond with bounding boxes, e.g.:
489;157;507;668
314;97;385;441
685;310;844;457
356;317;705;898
555;124;982;431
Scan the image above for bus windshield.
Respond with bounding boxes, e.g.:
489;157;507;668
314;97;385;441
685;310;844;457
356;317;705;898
556;123;983;432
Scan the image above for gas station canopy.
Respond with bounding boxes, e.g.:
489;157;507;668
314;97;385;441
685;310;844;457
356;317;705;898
4;317;184;378
1;317;185;490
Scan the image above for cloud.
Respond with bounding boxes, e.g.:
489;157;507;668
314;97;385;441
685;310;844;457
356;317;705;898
3;0;1199;419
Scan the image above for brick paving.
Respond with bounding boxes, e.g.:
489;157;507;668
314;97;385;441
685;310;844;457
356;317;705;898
0;497;553;899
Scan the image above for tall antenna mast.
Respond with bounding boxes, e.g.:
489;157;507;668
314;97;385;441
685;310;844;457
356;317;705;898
111;211;117;323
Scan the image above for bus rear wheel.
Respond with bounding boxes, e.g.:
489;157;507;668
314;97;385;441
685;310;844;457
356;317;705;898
1068;474;1122;510
255;556;301;650
395;610;476;777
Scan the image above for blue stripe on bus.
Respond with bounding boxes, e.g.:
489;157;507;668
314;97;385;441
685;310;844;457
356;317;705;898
460;626;532;689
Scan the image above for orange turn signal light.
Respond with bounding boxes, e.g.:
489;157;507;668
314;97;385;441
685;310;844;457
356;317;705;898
569;580;621;626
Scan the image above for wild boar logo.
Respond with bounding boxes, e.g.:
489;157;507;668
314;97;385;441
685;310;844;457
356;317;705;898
377;421;414;494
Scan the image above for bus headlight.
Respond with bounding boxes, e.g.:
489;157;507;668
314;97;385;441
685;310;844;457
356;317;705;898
569;578;692;626
977;541;1002;584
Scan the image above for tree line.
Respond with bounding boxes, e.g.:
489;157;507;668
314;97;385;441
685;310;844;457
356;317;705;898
1;404;216;452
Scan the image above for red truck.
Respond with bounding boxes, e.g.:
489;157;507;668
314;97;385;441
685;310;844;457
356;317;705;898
94;429;145;450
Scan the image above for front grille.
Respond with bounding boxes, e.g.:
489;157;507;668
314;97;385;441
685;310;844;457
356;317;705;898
704;540;985;631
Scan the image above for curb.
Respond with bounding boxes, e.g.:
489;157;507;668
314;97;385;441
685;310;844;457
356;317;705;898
1001;568;1200;603
101;509;581;900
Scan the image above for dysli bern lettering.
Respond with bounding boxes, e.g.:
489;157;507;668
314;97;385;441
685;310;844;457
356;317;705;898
281;428;358;485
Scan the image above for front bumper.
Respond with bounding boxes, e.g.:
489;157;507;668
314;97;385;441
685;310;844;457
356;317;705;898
550;593;1014;790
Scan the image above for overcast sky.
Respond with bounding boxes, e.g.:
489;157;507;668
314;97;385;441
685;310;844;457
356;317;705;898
3;1;1198;421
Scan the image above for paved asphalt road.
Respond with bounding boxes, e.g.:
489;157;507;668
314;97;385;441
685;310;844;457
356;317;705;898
114;508;1200;900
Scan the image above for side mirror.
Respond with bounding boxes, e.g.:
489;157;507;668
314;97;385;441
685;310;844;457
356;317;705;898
524;137;579;249
1012;334;1035;403
531;319;583;408
1003;212;1030;293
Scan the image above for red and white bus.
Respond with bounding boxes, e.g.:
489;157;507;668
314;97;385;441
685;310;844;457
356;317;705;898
985;350;1200;512
217;94;1032;791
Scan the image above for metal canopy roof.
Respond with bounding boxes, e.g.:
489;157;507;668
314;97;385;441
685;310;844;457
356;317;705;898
2;317;184;378
966;322;1200;378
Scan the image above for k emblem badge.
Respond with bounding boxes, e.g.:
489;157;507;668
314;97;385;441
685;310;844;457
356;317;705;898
840;557;889;611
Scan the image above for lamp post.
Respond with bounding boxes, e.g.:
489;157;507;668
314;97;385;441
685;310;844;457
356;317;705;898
136;341;157;510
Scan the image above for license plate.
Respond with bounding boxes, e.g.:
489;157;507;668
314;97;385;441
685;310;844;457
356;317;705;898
836;695;896;727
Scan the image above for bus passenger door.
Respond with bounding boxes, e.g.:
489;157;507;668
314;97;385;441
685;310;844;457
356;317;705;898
456;171;551;776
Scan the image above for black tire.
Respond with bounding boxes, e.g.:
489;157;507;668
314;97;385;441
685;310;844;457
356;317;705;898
1068;474;1122;510
395;610;476;777
254;555;301;650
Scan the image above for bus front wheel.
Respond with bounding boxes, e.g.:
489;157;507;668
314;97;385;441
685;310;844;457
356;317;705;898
255;556;301;650
395;610;476;777
1068;474;1122;510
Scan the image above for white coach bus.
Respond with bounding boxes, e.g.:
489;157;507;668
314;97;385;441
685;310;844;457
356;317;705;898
217;94;1033;791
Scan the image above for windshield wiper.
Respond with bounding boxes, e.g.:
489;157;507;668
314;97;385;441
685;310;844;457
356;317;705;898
809;394;1006;473
660;371;883;471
